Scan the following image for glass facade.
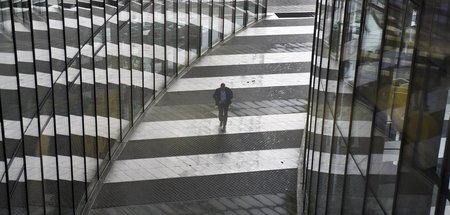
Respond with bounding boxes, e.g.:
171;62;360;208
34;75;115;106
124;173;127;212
0;0;266;213
302;0;450;214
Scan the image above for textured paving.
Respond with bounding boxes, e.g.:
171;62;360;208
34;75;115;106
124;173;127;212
90;0;314;213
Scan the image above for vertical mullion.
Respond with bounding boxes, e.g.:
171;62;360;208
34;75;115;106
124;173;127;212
130;0;135;122
152;2;156;99
117;3;123;139
187;0;191;66
7;1;30;213
255;0;258;20
163;0;168;86
142;0;146;106
209;0;213;48
232;0;236;33
176;0;179;75
198;0;202;56
243;0;248;27
222;0;225;40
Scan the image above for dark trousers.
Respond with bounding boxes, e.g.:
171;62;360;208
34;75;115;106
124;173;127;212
218;104;229;127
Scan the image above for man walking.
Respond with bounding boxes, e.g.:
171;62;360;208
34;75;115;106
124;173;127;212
213;83;233;131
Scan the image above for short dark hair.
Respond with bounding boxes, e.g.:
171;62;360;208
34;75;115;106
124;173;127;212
220;83;225;87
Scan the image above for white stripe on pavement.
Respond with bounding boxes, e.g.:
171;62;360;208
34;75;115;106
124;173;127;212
130;113;307;140
105;148;300;183
168;73;310;92
193;52;311;67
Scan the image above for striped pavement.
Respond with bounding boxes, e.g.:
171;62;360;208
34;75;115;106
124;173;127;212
90;12;314;214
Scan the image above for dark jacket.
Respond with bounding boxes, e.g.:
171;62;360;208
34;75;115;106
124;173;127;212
213;87;233;106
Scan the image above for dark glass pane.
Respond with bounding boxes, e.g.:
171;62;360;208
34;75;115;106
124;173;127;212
119;8;132;137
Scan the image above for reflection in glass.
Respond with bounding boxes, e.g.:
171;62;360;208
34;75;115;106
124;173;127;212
201;0;211;52
132;0;144;121
178;0;189;69
212;0;224;45
119;9;132;136
143;1;155;104
189;0;201;61
224;0;233;38
154;0;166;95
235;0;244;31
166;0;178;80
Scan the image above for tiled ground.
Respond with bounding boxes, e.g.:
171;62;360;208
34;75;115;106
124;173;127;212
89;4;314;214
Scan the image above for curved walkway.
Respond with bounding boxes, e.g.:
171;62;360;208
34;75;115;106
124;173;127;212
90;13;313;214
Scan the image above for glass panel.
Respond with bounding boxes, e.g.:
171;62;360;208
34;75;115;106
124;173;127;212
94;31;109;175
235;0;244;31
364;0;408;213
248;0;257;25
395;0;449;213
0;117;8;214
53;70;75;214
224;0;233;38
324;2;347;213
0;0;28;213
258;0;266;20
106;15;121;152
81;37;99;197
201;0;211;52
307;1;327;212
68;62;87;209
39;100;60;213
166;0;177;81
178;0;189;69
119;8;132;137
189;0;201;61
315;0;334;213
212;0;223;45
154;0;166;95
340;0;363;213
11;0;49;213
347;0;387;211
143;2;155;104
132;0;144;120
